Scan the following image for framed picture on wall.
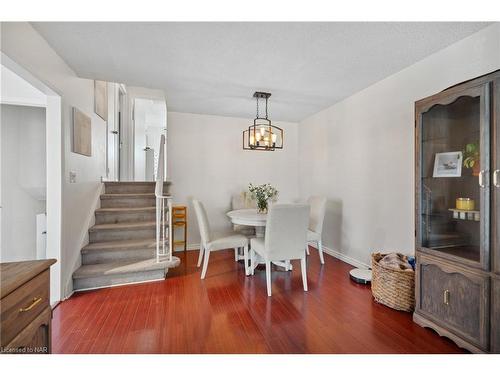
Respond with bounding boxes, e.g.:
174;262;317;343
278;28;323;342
72;107;92;156
94;80;108;120
433;151;463;177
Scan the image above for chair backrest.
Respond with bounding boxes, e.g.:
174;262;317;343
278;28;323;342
231;192;256;210
264;204;310;260
192;199;211;245
307;196;327;234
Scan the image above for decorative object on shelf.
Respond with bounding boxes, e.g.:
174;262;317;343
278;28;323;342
463;142;480;176
242;92;283;151
371;252;415;312
94;80;108;121
456;197;475;211
72;107;92;157
248;183;278;214
433;151;463;177
449;208;480;221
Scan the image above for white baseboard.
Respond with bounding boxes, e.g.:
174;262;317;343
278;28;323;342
309;243;370;269
183;242;370;269
182;243;200;251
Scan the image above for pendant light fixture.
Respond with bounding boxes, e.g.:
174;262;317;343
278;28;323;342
242;92;283;151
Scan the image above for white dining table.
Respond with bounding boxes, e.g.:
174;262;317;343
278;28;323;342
226;208;292;271
226;208;267;237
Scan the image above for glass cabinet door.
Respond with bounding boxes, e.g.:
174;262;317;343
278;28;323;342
494;78;500;274
416;83;490;269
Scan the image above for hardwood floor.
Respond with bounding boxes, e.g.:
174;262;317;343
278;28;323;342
52;248;466;354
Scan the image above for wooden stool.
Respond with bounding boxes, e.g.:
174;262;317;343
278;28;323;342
172;205;187;253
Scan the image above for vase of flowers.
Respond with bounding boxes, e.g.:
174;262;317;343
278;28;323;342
248;183;279;214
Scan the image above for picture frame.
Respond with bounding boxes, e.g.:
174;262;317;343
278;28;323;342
72;107;92;157
433;151;463;178
94;80;108;120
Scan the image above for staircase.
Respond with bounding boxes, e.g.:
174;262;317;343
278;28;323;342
72;181;180;291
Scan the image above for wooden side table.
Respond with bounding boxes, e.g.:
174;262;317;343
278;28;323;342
172;205;187;253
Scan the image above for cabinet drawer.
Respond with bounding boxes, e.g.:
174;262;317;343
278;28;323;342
416;256;489;350
1;270;50;346
3;307;51;354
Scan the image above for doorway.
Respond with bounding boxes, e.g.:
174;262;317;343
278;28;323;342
0;55;62;306
104;83;126;181
133;98;167;181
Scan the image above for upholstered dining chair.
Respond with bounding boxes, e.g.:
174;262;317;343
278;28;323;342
193;199;249;279
231;193;256;232
306;196;327;264
250;204;310;296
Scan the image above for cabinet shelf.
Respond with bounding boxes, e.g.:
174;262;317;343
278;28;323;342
423;245;480;263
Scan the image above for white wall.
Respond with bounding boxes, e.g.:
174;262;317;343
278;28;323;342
298;23;500;267
1;104;46;262
1;22;108;297
167;111;299;247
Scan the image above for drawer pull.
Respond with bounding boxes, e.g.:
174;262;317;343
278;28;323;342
443;290;450;305
479;170;486;188
494;169;500;188
19;297;42;312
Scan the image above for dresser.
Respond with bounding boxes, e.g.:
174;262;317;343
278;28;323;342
1;259;56;354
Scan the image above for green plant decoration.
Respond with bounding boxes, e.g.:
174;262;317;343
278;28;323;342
248;183;279;213
463;142;479;169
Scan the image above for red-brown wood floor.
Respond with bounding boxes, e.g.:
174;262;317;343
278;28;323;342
52;248;465;354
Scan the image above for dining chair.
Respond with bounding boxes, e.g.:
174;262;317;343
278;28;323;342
306;196;327;264
193;199;249;279
250;204;310;296
231;192;256;234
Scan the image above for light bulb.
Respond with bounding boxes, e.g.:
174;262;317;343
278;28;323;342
250;135;255;145
255;133;262;141
260;127;265;136
271;133;277;143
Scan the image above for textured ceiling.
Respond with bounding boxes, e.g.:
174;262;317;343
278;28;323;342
32;22;490;122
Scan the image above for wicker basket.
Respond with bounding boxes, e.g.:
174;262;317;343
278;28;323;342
371;253;415;312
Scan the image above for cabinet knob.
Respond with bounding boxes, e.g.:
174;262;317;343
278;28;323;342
443;290;450;305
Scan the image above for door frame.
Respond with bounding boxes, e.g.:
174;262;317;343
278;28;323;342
1;53;63;306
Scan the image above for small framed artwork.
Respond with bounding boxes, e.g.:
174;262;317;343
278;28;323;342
94;80;108;120
433;151;463;178
73;108;92;156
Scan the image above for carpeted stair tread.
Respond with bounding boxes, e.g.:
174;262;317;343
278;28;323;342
89;221;157;232
82;238;164;252
95;206;158;213
100;193;156;199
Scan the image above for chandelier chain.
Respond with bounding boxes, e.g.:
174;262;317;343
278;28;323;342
256;96;259;118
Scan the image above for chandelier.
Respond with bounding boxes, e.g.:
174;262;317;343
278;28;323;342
242;92;283;151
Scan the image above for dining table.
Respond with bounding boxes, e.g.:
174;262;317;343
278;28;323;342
226;208;292;272
226;208;267;237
